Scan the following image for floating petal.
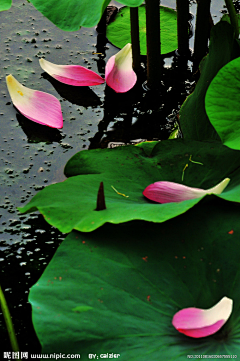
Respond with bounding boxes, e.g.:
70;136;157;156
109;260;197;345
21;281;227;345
39;58;105;86
6;74;63;128
105;43;137;93
172;297;233;338
143;178;230;204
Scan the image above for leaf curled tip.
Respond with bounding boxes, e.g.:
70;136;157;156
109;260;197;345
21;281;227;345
96;182;106;211
172;296;233;338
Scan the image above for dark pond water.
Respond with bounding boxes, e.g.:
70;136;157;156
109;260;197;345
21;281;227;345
0;0;233;353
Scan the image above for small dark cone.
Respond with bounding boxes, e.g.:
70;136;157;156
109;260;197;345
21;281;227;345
96;182;107;211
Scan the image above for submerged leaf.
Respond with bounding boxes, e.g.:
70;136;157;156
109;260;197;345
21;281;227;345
172;297;233;338
6;74;63;128
39;58;105;86
106;4;178;55
143;178;230;204
105;43;137;93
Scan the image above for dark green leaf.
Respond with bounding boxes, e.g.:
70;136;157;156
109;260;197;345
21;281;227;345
18;139;240;232
179;21;240;141
205;57;240;151
106;5;177;55
29;200;240;358
72;306;93;313
221;13;240;31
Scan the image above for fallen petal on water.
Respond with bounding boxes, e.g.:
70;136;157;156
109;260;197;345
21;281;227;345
6;74;63;128
105;43;137;93
39;58;105;86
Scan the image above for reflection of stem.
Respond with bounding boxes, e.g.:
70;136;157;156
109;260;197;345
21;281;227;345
96;7;107;35
130;7;141;72
145;0;161;90
224;0;239;38
96;33;106;74
176;0;189;57
193;0;211;71
0;286;20;357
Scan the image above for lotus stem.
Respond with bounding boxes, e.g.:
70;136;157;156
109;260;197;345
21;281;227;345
0;286;20;357
176;0;190;57
145;0;161;90
224;0;239;38
130;7;141;72
193;0;212;71
96;182;106;211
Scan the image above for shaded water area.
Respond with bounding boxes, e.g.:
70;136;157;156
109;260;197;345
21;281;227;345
0;0;230;352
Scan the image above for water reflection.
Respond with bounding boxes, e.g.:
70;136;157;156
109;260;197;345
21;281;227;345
16;113;63;143
41;72;102;107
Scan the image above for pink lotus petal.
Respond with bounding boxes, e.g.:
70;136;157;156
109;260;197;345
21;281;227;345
172;297;233;338
39;58;105;86
105;43;137;93
6;75;63;128
143;178;230;204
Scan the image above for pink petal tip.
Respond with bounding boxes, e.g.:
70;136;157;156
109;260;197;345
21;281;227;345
6;74;63;128
172;297;233;338
39;58;105;86
105;43;137;93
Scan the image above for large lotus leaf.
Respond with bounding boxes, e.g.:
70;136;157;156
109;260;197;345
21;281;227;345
18;139;240;233
29;200;240;358
179;21;240;141
106;5;177;55
205;57;240;151
0;0;11;11
29;0;143;31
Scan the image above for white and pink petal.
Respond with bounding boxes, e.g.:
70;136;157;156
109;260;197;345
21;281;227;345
39;58;105;86
6;74;63;129
143;178;230;204
105;43;137;93
172;297;233;338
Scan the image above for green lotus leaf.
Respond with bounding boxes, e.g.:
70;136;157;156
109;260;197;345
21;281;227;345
205;57;240;151
106;4;177;55
18;139;240;233
29;200;240;357
0;0;12;11
29;0;143;31
179;21;240;141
